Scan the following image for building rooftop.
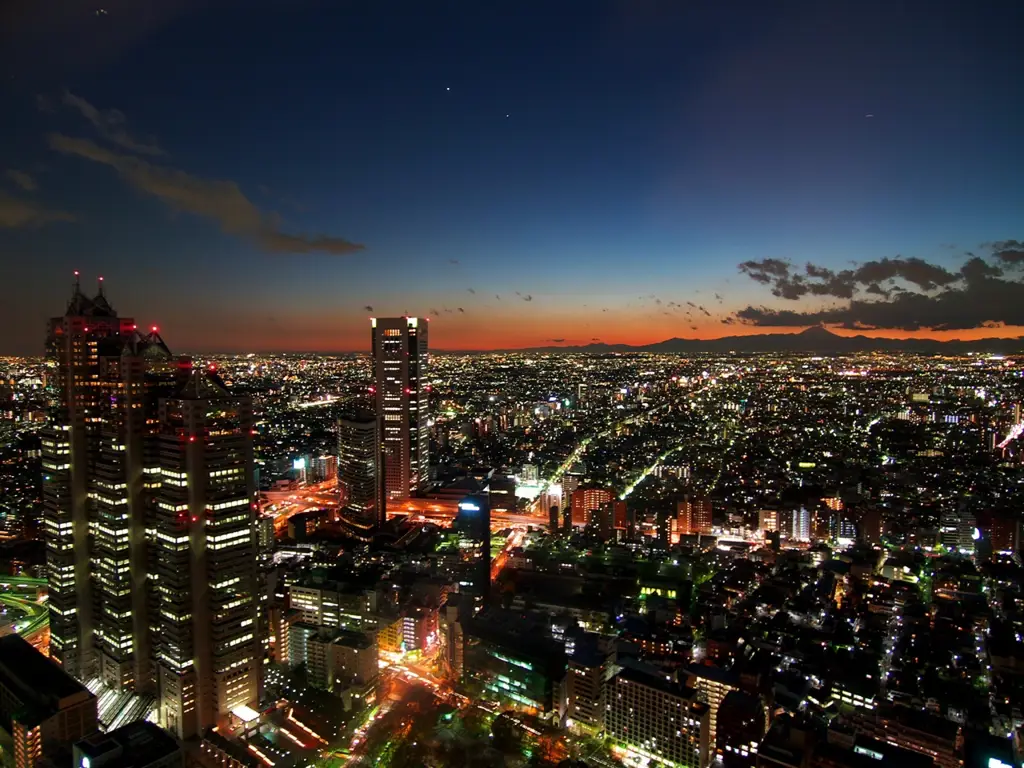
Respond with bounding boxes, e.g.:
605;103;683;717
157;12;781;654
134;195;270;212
75;720;180;768
615;665;709;716
687;662;741;688
0;634;91;720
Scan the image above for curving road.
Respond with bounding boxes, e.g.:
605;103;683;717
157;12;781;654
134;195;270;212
0;576;49;651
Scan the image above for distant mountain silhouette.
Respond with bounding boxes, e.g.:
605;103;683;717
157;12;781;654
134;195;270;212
511;326;1024;354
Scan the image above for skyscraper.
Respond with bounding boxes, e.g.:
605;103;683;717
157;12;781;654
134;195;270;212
150;368;262;739
338;411;379;526
42;276;262;740
453;494;490;609
43;274;163;682
371;317;429;503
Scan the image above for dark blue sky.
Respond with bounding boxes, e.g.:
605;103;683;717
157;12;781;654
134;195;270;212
1;0;1022;353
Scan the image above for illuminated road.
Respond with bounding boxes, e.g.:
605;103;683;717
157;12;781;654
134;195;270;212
0;576;49;653
620;445;684;500
530;395;683;514
293;395;342;409
264;486;545;534
491;527;525;581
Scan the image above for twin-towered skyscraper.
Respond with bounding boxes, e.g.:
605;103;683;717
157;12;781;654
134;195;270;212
42;275;262;740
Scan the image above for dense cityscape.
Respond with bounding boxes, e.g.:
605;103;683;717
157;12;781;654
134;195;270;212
0;283;1019;768
2;4;1023;767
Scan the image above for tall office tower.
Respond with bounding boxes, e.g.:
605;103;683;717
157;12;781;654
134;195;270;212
338;411;379;526
151;368;262;739
42;277;261;741
371;317;429;503
453;494;490;610
43;275;155;681
92;333;179;694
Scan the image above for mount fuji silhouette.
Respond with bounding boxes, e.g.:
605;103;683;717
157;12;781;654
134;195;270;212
511;326;1024;354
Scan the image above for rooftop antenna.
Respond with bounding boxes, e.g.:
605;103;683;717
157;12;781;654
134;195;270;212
97;275;105;297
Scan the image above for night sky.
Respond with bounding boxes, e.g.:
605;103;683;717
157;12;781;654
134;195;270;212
1;0;1022;354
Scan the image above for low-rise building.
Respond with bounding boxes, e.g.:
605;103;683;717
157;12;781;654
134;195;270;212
0;635;98;768
73;721;182;768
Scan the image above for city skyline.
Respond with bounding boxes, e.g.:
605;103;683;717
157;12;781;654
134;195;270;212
2;2;1023;353
2;3;1023;763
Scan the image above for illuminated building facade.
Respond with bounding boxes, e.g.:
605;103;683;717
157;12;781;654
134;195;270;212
463;614;567;719
338;412;379;526
571;487;613;527
371;317;429;503
606;667;710;768
758;509;779;535
43;276;141;681
453;494;491;608
780;507;811;542
686;664;740;755
151;370;262;738
42;278;262;741
677;495;713;535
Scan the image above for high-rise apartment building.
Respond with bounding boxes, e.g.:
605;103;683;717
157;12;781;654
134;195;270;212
571;487;613;527
758;509;779;535
677;495;713;535
338;412;379;526
686;664;741;756
309;455;337;484
780;507;811;542
42;277;262;740
606;666;710;768
372;317;429;504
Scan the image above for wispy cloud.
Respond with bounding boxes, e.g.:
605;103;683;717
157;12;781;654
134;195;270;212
0;191;75;229
48;133;364;255
61;91;165;156
4;170;38;192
